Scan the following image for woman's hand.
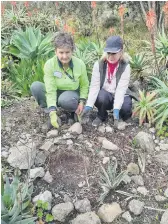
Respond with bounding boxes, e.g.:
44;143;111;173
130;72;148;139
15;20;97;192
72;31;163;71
75;102;84;115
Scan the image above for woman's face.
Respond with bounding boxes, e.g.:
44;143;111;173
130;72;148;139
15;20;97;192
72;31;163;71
107;51;122;63
55;47;73;65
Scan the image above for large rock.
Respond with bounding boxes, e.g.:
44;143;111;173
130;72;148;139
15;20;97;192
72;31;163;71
33;190;52;210
161;209;168;224
47;130;58;138
43;171;53;183
164;188;168;198
102;139;118;151
154;152;168;166
134;132;155;153
117;121;127;130
128;199;144;215
74;198;91;213
30;167;45;179
155;195;167;202
52;202;74;222
97;203;122;222
122;211;132;222
68;122;82;134
98;126;105;133
127;163;139;175
137;187;148;196
7;143;36;169
160;144;168;151
71;212;101;224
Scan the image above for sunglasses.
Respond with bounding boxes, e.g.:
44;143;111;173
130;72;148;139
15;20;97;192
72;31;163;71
107;52;118;55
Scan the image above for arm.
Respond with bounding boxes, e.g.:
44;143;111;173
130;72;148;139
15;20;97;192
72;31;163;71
43;60;57;111
86;61;100;107
79;61;89;101
113;64;131;110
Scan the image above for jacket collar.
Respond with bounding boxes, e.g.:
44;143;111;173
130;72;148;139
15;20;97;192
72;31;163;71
57;57;74;70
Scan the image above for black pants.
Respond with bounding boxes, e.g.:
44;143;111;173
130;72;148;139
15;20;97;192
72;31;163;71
95;89;132;121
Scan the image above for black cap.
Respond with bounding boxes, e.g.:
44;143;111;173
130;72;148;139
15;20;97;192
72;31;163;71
104;36;123;53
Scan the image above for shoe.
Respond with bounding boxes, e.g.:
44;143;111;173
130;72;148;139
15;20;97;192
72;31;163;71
92;117;102;127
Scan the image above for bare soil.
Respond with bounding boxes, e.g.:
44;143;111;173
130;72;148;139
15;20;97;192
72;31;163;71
1;97;168;224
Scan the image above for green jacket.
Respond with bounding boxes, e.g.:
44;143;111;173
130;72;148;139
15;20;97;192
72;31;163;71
43;55;89;108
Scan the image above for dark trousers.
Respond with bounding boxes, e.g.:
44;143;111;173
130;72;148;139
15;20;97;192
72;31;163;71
95;89;132;121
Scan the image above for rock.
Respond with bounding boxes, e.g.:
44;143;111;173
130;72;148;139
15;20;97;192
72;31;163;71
78;134;84;140
153;135;156;140
127;163;139;175
71;212;101;224
164;188;168;198
1;151;9;158
40;140;53;151
154;139;159;144
63;194;72;203
161;209;168;224
137;187;148;196
98;150;105;158
98;126;105;133
68;122;82;134
155;195;167;202
122;174;131;184
102;139;118;151
122;211;132;222
160;144;168;151
155;146;160;151
67;139;73;145
149;127;155;133
7;143;36;169
47;130;58;138
74;198;91;213
97;203;122;222
35;151;48;166
52;202;74;222
30;167;45;179
33;190;52;210
155;152;168;166
117;121;126;130
43;171;53;183
105;126;113;133
84;140;92;148
97;137;106;144
131;175;144;186
102;157;110;164
134;132;155;153
78;181;86;188
128;199;144;215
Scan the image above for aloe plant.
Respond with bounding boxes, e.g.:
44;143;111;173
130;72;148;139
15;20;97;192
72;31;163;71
151;77;168;129
132;90;156;126
99;158;127;202
7;26;54;61
130;53;149;80
1;172;36;224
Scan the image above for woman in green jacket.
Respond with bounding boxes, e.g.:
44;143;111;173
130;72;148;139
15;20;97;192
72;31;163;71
31;32;89;128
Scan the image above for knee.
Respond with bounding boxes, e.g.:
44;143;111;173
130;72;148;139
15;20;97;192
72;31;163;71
30;81;44;94
58;94;78;112
96;90;109;105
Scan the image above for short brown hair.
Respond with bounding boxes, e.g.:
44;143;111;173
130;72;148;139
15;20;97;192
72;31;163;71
53;32;75;51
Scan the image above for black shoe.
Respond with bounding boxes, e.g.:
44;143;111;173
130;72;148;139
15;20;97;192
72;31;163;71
92;117;102;127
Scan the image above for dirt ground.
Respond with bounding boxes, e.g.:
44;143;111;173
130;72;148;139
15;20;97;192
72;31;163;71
1;97;168;224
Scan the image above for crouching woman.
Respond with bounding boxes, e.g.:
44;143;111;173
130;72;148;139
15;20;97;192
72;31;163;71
82;35;134;127
31;32;89;128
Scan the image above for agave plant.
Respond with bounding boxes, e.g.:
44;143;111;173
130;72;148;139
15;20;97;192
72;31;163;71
1;171;36;224
132;90;156;126
151;77;168;129
7;27;54;61
99;158;127;202
130;53;149;80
